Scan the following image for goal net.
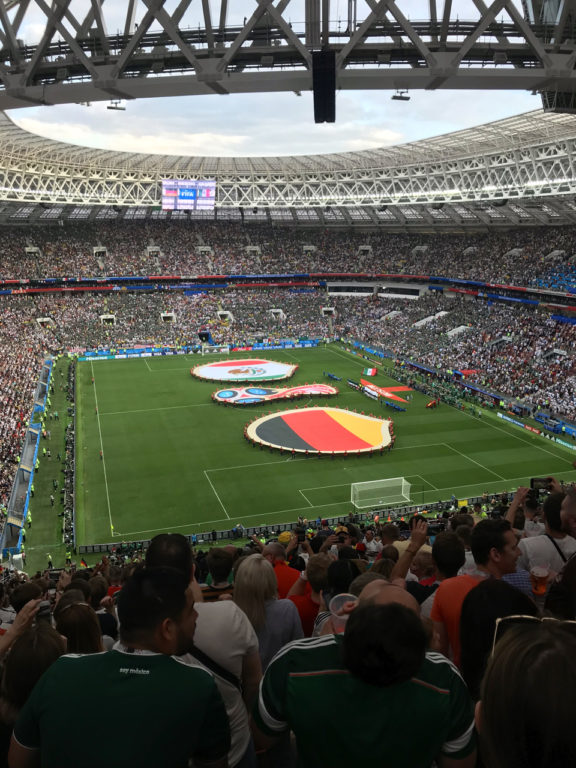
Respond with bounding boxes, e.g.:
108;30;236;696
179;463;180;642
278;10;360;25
351;477;411;510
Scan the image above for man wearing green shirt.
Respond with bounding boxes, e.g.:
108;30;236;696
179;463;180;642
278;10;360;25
254;583;476;768
10;567;230;768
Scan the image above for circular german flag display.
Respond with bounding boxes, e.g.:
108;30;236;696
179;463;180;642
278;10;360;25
246;407;393;455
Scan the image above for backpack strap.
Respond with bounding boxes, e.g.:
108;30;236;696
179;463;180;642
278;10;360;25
187;645;242;692
546;534;568;564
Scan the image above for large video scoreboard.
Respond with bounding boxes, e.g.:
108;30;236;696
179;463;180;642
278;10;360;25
161;179;216;211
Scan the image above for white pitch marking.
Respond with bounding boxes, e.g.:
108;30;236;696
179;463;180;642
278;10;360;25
416;473;439;491
203;470;230;519
300;482;349;492
280;349;300;362
443;443;506;481
455;406;576;465
206;457;308;472
112;468;576;537
117;500;352;537
91;362;114;535
101;403;211;416
299;489;313;507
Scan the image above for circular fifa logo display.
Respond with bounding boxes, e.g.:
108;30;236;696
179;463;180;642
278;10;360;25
213;384;338;406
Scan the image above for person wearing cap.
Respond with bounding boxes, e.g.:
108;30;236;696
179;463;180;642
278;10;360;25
334;523;348;535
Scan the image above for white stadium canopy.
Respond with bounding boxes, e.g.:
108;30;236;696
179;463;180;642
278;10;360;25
1;107;576;229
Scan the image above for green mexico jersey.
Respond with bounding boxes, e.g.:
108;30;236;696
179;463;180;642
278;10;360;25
254;635;475;768
14;650;230;768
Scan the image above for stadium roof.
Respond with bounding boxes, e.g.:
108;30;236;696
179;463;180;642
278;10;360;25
3;107;576;228
4;108;576;174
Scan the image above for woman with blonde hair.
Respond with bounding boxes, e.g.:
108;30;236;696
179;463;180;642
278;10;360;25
234;554;303;670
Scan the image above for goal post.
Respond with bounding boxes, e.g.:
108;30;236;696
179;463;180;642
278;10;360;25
351;477;411;510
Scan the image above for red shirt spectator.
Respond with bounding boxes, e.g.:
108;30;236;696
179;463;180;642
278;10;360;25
288;592;319;637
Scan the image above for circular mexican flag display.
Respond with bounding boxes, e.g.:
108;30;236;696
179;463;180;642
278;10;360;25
191;358;298;383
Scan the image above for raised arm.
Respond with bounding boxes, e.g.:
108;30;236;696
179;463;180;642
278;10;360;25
390;520;428;581
504;486;529;530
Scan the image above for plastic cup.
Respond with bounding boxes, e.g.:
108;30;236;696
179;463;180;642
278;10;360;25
329;593;358;633
530;565;549;596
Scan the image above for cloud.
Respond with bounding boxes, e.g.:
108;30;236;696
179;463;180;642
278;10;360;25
14;116;248;156
4;0;539;160
9;88;538;159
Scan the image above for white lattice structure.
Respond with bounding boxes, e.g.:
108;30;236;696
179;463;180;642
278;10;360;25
2;108;576;228
0;1;573;111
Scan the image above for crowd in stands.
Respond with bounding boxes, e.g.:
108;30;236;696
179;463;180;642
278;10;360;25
0;220;574;516
0;301;48;514
1;223;576;765
59;364;76;551
339;294;576;420
0;221;575;290
1;483;576;766
1;281;576;508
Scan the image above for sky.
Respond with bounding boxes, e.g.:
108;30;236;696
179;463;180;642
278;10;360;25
10;89;538;158
7;0;539;157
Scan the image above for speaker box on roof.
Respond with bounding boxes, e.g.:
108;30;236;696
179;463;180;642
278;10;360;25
312;50;336;124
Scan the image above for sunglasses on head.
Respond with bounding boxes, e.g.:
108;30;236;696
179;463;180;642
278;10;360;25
491;614;576;657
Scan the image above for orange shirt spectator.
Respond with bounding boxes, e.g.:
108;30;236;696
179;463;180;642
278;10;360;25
430;574;481;667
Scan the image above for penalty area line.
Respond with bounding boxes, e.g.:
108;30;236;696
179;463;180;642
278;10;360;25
205;443;449;476
115;501;352;538
91;362;114;536
101;403;211;416
416;474;439;492
113;469;576;538
206;457;308;473
443;443;506;482
299;490;313;507
204;470;230;520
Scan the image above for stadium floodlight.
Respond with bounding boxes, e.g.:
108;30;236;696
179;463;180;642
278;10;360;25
351;477;411;510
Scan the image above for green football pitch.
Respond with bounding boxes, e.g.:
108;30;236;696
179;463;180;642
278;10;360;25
25;345;576;570
76;345;576;542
